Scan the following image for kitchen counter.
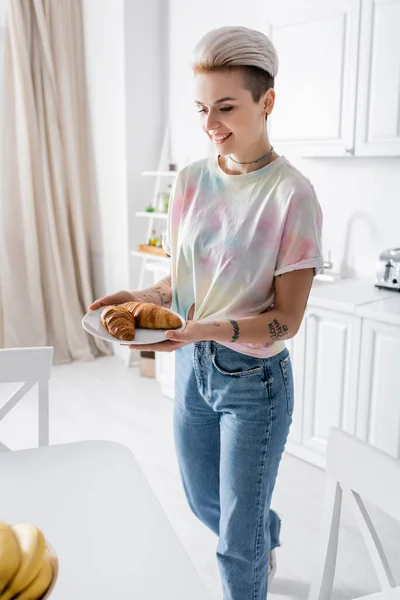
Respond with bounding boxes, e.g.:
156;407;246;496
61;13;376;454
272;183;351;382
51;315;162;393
354;294;400;326
309;277;396;314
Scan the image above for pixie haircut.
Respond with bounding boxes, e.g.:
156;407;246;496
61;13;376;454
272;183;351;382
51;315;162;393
191;26;279;103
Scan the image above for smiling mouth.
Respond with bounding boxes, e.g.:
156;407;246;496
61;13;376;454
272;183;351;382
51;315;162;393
210;133;232;144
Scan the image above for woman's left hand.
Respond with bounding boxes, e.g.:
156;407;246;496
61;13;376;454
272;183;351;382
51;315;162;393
126;321;203;352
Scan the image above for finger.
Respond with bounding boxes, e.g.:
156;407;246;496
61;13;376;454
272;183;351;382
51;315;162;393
88;301;103;310
88;296;114;311
165;330;184;341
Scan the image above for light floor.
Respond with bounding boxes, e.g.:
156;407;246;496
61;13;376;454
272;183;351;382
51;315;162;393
1;355;399;600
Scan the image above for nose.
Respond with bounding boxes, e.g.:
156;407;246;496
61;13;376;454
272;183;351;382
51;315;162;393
205;110;220;132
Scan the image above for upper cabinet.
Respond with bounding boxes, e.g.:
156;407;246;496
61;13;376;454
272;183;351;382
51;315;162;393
269;0;360;157
269;0;400;157
355;0;400;156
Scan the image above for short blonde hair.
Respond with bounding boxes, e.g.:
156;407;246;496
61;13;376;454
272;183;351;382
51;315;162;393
191;26;279;101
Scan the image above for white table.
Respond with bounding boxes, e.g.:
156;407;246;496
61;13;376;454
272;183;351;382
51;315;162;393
0;441;210;599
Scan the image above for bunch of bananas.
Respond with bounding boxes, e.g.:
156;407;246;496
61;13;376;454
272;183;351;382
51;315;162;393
0;521;58;600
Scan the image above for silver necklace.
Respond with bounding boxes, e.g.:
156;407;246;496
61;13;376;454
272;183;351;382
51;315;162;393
228;146;274;165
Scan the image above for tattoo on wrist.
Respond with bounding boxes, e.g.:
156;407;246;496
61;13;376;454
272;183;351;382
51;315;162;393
228;319;240;342
268;318;288;341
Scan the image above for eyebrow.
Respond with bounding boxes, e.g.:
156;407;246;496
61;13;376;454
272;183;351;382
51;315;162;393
195;97;237;106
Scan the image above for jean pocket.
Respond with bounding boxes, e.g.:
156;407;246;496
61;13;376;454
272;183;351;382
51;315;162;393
212;349;264;378
279;355;294;415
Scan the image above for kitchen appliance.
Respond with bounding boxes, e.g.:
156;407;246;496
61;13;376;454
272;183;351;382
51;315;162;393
375;247;400;291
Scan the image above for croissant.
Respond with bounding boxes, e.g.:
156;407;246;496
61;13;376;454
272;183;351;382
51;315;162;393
101;305;136;341
122;301;181;330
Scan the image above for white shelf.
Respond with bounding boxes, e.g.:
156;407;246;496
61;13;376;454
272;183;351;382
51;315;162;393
141;171;178;177
135;211;168;219
130;250;171;262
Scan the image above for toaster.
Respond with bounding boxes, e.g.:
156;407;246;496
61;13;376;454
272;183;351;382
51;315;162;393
375;247;400;292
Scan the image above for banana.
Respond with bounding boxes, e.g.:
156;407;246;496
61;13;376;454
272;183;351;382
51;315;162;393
0;522;21;594
0;523;46;600
14;547;54;600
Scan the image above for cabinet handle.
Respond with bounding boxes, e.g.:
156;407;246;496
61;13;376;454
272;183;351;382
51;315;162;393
345;148;354;155
308;312;317;318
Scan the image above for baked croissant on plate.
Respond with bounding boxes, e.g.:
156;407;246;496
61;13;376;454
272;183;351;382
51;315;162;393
122;302;182;330
100;305;136;341
100;302;181;341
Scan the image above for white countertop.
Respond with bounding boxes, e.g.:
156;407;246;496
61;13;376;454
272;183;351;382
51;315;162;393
354;294;400;326
309;277;398;315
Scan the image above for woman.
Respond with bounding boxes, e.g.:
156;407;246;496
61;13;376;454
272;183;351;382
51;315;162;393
90;26;323;600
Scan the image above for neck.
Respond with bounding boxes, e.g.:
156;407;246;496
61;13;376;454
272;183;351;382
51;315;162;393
220;142;278;175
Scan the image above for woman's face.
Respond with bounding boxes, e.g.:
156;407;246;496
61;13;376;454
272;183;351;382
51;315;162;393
194;69;275;156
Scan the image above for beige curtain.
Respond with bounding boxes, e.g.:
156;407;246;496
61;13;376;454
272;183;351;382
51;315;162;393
0;0;109;362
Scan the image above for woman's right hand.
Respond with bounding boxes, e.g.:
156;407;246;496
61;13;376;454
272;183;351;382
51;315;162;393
88;290;138;311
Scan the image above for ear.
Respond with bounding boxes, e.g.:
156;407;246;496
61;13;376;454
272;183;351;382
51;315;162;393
263;88;276;117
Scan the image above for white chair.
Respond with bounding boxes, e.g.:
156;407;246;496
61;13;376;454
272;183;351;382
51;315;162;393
0;440;211;599
0;347;53;451
309;427;400;600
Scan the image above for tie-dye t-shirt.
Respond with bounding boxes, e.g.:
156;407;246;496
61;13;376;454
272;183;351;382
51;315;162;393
163;155;324;358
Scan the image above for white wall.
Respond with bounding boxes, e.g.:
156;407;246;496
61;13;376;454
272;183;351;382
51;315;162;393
83;0;166;297
125;0;167;290
82;0;128;300
284;155;400;280
168;0;400;281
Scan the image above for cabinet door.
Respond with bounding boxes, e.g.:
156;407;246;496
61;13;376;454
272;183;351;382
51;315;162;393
268;0;360;157
286;320;306;446
355;0;400;156
357;319;400;458
302;307;362;464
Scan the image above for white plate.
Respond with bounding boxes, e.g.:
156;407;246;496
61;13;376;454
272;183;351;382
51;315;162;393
82;306;186;346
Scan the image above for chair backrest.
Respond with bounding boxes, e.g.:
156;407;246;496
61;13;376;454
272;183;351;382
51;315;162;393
0;347;53;383
327;427;400;524
0;347;54;450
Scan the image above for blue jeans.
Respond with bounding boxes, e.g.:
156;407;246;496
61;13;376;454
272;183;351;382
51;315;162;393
173;341;294;600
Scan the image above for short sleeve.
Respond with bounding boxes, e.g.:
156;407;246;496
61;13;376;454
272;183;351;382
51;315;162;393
274;187;324;277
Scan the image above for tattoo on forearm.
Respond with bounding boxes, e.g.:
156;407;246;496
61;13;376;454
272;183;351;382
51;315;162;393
213;322;220;327
137;277;172;306
268;318;289;341
140;292;153;302
153;286;172;307
228;319;240;342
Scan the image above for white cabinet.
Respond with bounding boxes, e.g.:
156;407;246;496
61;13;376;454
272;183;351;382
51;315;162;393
356;318;400;459
269;0;400;157
285;319;307;446
302;307;361;465
287;305;362;468
355;0;400;156
269;0;360;157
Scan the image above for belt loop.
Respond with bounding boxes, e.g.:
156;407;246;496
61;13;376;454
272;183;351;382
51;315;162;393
206;341;213;355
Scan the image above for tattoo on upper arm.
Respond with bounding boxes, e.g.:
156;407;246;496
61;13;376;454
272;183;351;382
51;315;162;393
227;319;240;342
268;318;288;341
